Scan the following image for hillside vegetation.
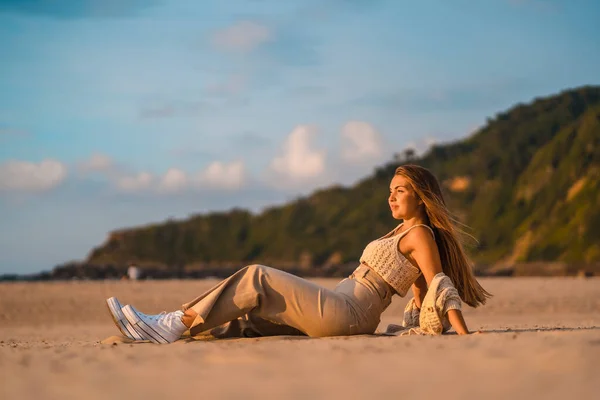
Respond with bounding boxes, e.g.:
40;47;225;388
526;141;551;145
86;86;600;271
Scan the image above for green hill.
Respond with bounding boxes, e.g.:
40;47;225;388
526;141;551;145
85;85;600;271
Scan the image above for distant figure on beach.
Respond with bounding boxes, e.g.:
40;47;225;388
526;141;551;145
127;265;140;281
105;165;491;343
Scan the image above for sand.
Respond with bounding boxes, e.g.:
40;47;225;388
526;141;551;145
1;276;599;399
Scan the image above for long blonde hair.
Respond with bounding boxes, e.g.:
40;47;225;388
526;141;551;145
395;164;491;307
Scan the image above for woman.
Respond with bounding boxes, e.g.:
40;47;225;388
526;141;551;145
106;164;491;343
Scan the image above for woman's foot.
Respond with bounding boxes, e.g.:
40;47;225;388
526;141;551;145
105;297;144;341
122;305;188;344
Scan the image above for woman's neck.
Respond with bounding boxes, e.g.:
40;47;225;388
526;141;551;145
400;216;427;230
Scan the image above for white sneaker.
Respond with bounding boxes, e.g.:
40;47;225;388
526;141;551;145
106;297;144;341
122;305;187;344
128;305;164;321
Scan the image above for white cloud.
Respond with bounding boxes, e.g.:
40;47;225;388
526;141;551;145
79;153;113;172
158;168;188;193
212;21;272;53
269;125;326;181
340;121;383;163
115;172;153;192
111;161;246;194
0;159;67;192
196;161;245;189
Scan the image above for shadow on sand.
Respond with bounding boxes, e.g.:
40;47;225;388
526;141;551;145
100;325;600;345
478;326;600;334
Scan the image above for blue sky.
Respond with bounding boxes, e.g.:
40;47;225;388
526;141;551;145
1;0;599;274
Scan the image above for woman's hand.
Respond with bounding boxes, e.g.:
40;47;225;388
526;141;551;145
447;309;470;335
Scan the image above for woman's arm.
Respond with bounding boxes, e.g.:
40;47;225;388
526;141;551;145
411;274;428;309
400;227;472;334
447;309;469;335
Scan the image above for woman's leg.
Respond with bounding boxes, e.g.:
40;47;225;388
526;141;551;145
122;264;364;343
202;315;306;339
182;264;360;338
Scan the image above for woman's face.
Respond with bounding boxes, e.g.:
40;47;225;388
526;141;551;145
388;174;423;220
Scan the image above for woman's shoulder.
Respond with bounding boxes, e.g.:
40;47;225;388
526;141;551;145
398;225;436;253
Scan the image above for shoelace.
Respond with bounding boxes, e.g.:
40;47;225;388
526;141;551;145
145;311;167;321
148;311;185;331
137;310;184;331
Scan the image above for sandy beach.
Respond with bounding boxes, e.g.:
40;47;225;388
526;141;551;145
1;276;598;399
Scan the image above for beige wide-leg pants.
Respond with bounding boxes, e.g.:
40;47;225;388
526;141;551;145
181;264;393;338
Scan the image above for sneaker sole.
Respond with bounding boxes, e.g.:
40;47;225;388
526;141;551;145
122;305;170;344
105;297;143;341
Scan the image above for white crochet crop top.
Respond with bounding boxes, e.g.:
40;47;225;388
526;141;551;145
359;223;435;297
